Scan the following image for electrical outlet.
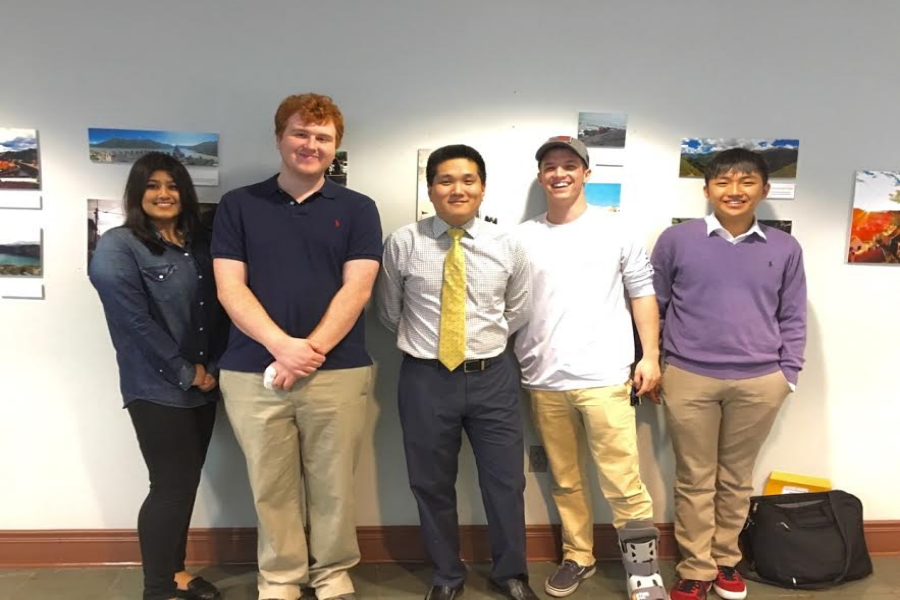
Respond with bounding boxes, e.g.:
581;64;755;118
528;445;548;473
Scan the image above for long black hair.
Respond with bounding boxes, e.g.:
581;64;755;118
122;152;202;255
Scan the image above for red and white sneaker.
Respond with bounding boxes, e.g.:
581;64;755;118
669;578;711;600
712;566;747;599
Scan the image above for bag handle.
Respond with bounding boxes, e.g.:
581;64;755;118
742;492;854;590
793;491;853;590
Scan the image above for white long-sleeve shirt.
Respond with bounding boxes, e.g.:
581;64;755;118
513;207;655;391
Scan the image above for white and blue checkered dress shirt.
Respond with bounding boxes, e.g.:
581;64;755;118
376;215;532;360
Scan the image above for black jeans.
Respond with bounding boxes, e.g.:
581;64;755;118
127;400;217;600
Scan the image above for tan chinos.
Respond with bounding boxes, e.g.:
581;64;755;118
529;382;655;567
220;366;371;600
662;364;790;581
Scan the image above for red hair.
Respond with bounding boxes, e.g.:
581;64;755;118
274;93;344;146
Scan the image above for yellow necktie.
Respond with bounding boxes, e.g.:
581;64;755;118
439;227;466;370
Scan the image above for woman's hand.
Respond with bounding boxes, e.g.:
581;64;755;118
191;364;208;387
199;374;218;392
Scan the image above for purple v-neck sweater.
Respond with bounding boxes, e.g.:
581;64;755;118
650;219;807;384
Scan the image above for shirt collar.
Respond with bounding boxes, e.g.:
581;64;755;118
261;174;337;201
432;215;481;239
704;213;766;241
319;178;338;199
153;228;190;248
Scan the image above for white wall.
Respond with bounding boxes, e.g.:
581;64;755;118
1;0;898;530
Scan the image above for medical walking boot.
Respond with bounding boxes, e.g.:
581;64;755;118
618;520;667;600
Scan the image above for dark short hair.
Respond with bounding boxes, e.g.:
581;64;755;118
704;148;770;185
123;152;202;255
426;144;486;186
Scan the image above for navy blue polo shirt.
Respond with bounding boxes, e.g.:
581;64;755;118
211;176;383;372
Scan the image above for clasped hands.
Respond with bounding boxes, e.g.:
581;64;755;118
191;364;218;392
265;337;326;391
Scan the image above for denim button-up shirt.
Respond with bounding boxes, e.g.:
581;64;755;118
89;226;227;408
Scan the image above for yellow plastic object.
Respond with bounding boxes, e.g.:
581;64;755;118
764;470;832;495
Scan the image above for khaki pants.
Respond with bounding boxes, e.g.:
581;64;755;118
662;364;790;580
220;366;371;600
529;383;654;566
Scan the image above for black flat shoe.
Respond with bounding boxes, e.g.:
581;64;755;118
425;583;464;600
490;578;538;600
175;577;221;600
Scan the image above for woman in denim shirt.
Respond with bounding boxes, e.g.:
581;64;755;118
90;152;226;600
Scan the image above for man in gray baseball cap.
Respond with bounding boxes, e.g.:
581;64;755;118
512;136;667;599
534;136;590;168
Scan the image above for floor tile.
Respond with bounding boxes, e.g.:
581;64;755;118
373;563;432;597
13;568;119;600
0;570;34;600
105;567;143;600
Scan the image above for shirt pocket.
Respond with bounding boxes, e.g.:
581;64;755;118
140;264;178;302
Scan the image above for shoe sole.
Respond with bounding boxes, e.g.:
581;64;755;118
425;587;464;600
712;584;746;600
669;582;712;600
544;566;597;597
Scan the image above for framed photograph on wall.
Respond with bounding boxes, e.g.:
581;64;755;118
0;128;42;209
847;171;900;264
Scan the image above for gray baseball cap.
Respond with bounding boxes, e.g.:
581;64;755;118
535;136;590;167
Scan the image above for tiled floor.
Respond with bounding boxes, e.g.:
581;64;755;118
1;557;899;599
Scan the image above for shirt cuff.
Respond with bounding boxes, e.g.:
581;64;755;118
177;362;197;391
626;280;656;298
782;366;799;389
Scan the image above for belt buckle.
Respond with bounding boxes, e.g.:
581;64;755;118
463;359;485;373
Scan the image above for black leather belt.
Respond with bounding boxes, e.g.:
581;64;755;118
404;354;502;373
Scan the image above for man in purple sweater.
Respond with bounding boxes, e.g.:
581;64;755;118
651;148;806;600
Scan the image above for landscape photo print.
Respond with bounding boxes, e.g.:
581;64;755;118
679;138;799;179
88;127;219;186
847;170;900;264
0;128;40;191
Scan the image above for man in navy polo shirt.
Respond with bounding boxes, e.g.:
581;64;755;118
212;93;382;600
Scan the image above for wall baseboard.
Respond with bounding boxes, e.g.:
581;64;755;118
1;522;897;568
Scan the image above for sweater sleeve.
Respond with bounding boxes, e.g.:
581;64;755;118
777;242;807;385
650;230;675;335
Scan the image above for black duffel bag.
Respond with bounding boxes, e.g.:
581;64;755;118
738;490;873;589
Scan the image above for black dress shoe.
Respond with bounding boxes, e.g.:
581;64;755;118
425;583;464;600
490;578;539;600
175;577;221;600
